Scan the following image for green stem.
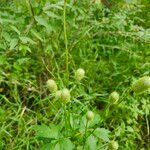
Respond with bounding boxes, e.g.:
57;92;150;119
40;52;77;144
63;104;68;136
63;0;69;81
83;120;88;150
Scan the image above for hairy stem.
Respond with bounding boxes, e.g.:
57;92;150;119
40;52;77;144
63;0;69;81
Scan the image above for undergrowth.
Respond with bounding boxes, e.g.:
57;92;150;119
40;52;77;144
0;0;150;150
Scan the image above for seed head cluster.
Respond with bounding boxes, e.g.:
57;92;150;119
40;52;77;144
109;91;119;103
131;76;150;94
46;79;58;93
108;141;119;150
75;68;85;81
86;111;94;121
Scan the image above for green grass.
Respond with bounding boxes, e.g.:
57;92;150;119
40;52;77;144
0;0;150;150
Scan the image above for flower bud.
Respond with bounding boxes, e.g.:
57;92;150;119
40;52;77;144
55;90;61;99
108;141;119;150
46;79;58;93
61;88;71;103
75;68;85;81
86;111;94;121
109;91;119;103
131;76;150;94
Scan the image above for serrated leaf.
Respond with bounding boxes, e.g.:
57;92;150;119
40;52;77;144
44;11;61;19
43;3;63;11
0;56;6;65
61;139;74;150
34;16;48;28
17;58;30;64
31;29;43;42
19;36;36;45
85;135;97;150
10;38;18;49
10;25;20;35
34;124;58;139
40;142;57;150
93;128;110;142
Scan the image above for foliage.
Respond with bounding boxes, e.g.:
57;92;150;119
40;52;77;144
0;0;149;150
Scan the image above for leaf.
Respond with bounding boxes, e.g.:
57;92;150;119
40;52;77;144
61;139;74;150
2;32;11;42
34;124;59;139
93;128;110;142
40;142;57;150
10;38;18;49
19;44;31;54
0;56;6;65
31;29;43;42
19;36;36;45
34;16;48;28
44;11;61;20
17;58;30;64
43;3;63;11
85;135;97;150
10;25;20;35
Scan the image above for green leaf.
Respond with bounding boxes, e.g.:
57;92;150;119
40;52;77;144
40;142;57;150
85;135;97;150
44;11;61;19
0;56;6;65
10;38;18;49
31;29;43;42
34;16;48;28
34;124;59;139
43;3;63;11
10;25;20;35
61;139;74;150
93;128;110;142
19;36;36;45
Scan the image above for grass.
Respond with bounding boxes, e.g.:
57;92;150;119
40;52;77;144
0;0;150;150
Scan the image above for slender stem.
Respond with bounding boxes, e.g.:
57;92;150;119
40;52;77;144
146;114;149;148
83;120;88;150
63;104;68;136
63;0;69;81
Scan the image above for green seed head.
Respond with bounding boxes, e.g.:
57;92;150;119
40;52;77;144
131;76;150;94
109;91;119;103
86;111;94;121
46;79;58;93
55;90;62;99
75;68;85;81
61;88;71;103
94;0;101;4
108;141;119;150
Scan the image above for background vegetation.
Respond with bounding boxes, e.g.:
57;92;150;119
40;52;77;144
0;0;150;149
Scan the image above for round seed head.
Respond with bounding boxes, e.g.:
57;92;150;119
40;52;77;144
55;90;62;99
108;141;119;150
109;91;119;103
46;79;58;93
131;76;150;94
94;0;101;4
61;88;71;103
86;111;94;121
75;68;85;81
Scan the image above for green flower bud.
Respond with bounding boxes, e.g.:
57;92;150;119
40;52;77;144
61;88;71;103
108;141;119;150
109;91;119;103
131;76;150;94
46;79;58;93
86;111;94;121
75;68;85;81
